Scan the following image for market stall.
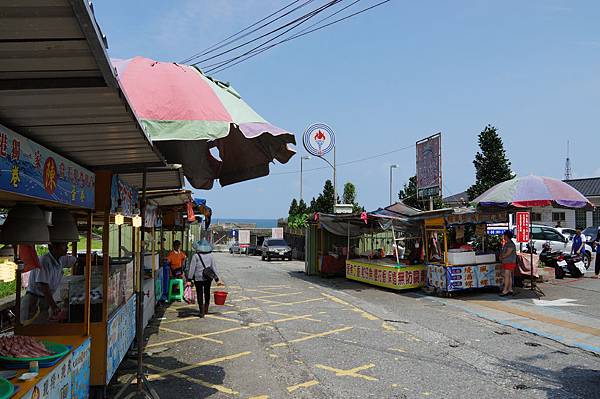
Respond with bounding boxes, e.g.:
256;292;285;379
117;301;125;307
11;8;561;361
312;202;428;290
0;122;95;399
419;208;509;295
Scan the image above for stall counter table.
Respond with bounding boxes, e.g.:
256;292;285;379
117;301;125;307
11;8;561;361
346;259;427;290
427;263;503;293
10;335;90;399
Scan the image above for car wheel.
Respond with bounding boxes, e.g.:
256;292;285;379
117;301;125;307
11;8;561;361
261;255;266;261
584;253;591;270
267;255;271;262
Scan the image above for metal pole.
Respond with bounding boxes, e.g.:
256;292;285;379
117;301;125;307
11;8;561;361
333;146;337;207
389;166;393;205
137;170;147;392
300;157;304;202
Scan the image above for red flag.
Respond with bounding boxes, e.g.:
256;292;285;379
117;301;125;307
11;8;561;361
360;212;368;224
18;245;40;272
186;202;196;222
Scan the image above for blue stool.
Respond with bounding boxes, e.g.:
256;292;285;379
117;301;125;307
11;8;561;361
168;279;184;302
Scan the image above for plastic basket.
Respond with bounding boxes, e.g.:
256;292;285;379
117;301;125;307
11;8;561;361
0;342;71;367
0;377;14;399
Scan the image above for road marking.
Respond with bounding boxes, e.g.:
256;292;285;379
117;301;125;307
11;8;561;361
144;365;238;395
315;363;378;381
287;379;320;393
146;351;252;381
147;314;316;348
321;293;378;321
157;326;223;344
388;347;406;353
271;326;353;348
248;396;269;399
267;311;321;322
469;300;600;338
382;322;397;331
267;297;325;308
256;285;291;289
230;291;304;303
533;298;585;307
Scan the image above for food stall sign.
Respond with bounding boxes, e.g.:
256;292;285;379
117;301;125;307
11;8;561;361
416;133;442;199
110;175;139;217
239;230;250;248
0;123;95;209
516;212;530;243
303;123;335;157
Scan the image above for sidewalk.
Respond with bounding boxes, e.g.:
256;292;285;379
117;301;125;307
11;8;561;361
434;268;600;355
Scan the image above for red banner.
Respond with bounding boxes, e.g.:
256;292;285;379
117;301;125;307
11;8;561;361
186;201;196;222
516;212;530;243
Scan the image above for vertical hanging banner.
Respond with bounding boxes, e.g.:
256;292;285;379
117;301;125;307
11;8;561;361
516;211;530;243
110;175;139;217
272;227;284;239
0;123;95;208
239;230;250;248
416;133;442;199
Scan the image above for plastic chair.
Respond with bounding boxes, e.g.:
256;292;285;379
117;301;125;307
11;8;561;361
168;279;184;302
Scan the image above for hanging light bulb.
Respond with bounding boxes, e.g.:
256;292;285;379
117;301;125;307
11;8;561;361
114;206;124;226
132;208;142;228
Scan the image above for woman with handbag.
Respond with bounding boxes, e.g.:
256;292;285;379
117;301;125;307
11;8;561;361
187;239;223;317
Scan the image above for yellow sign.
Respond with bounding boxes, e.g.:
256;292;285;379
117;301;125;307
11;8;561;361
346;260;426;290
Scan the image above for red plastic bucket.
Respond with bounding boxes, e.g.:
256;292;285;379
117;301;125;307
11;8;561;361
213;291;228;305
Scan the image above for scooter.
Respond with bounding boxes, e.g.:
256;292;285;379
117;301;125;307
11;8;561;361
540;242;587;279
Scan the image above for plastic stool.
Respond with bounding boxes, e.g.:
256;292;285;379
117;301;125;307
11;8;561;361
168;279;184;302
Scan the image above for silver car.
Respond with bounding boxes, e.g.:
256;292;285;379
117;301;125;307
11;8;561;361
260;238;292;261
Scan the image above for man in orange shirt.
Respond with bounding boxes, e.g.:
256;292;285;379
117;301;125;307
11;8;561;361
166;240;187;278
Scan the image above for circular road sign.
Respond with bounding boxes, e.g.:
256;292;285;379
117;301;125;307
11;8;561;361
303;123;335;157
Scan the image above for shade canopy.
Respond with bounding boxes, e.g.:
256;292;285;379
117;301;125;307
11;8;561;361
471;175;594;209
112;57;296;189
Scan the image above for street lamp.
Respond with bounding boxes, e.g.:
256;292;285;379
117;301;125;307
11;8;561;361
389;164;399;205
300;156;311;202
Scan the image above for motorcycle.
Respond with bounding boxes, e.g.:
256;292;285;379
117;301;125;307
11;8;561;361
540;242;588;279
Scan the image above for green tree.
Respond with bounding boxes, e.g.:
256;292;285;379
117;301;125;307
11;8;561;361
288;198;299;216
297;199;308;214
314;179;335;213
398;175;443;210
467;124;515;200
342;182;362;213
309;197;317;213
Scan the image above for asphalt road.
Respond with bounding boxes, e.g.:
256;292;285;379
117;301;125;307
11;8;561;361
110;253;600;399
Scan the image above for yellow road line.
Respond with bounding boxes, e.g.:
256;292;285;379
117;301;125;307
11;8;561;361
287;379;320;393
223;307;261;314
271;326;353;348
267;311;321;322
469;299;600;338
315;363;378;381
321;293;378;321
388;347;406;353
147;351;252;381
145;364;238;395
157;326;223;344
230;291;304;303
248;396;269;399
256;285;291;289
147;314;316;348
267;297;325;308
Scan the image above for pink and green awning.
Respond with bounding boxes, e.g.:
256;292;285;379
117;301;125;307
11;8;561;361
113;56;295;189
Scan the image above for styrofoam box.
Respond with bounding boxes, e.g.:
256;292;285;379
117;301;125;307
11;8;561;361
447;251;476;265
475;254;497;264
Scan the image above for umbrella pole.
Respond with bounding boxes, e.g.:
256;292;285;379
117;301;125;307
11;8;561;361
529;209;544;298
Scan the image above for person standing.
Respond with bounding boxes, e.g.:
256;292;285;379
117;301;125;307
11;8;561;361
593;230;600;279
187;239;223;317
21;242;77;323
499;231;516;296
166;240;187;278
572;227;586;257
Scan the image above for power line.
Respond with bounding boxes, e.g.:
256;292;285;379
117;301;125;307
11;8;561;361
270;142;415;176
204;0;364;72
193;0;344;67
179;0;317;64
208;0;392;74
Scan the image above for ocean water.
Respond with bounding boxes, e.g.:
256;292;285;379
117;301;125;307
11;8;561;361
212;218;278;228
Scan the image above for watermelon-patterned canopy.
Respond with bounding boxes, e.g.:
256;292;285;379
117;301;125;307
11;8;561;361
113;56;295;189
471;175;593;209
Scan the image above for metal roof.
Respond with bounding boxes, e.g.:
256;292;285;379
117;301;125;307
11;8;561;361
565;178;600;198
0;0;165;170
145;190;193;208
120;168;185;192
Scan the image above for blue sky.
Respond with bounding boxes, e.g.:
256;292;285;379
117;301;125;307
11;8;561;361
94;0;600;218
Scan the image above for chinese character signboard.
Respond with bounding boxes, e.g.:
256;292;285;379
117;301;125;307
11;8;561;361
416;133;441;199
516;212;530;243
0;123;95;209
345;260;427;290
106;295;136;384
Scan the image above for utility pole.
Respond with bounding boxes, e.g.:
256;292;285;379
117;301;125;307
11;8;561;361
300;156;311;201
389;164;399;205
564;140;572;180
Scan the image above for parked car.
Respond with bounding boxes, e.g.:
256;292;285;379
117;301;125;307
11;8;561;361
555;227;577;241
229;242;241;254
261;238;292;261
582;226;600;245
512;225;593;268
246;244;258;256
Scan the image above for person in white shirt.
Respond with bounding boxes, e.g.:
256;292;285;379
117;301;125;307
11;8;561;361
187;240;223;317
21;242;77;324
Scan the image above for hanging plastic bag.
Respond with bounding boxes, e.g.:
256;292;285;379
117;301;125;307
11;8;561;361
184;285;195;304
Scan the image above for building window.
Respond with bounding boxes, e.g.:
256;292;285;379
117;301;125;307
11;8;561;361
593;208;600;226
531;213;542;222
552;212;566;222
575;209;587;229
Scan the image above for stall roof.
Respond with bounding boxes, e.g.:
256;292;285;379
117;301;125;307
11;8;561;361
119;168;185;192
0;0;165;170
145;189;193;208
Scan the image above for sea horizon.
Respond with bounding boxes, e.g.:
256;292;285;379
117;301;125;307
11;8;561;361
212;218;279;228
